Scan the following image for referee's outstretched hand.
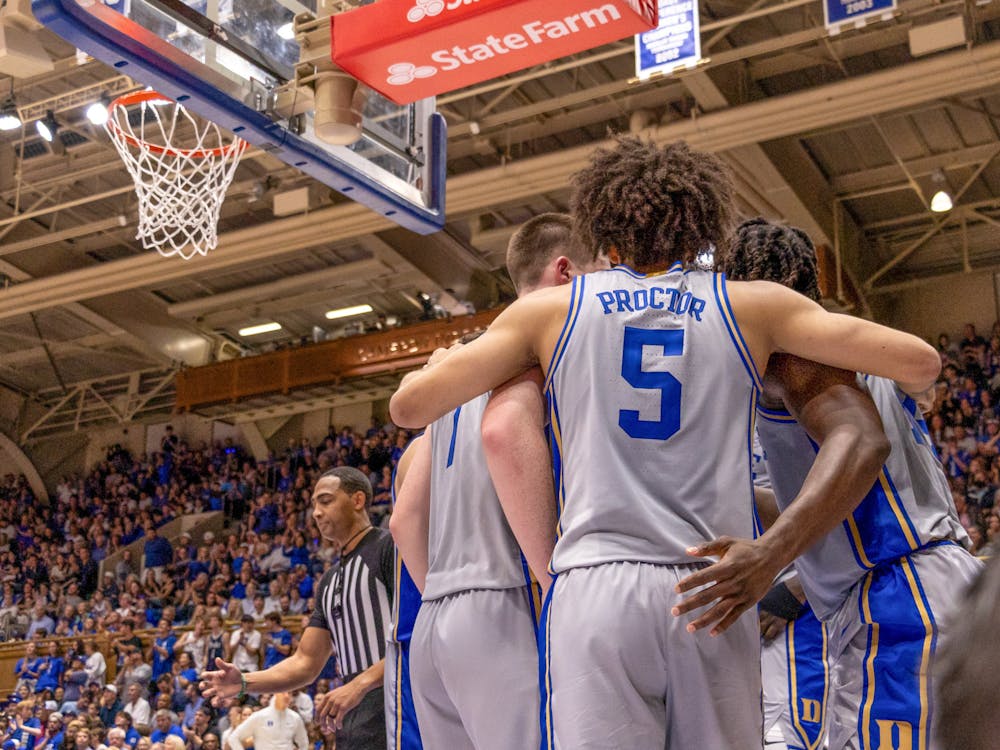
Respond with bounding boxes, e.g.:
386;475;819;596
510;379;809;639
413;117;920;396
200;657;242;706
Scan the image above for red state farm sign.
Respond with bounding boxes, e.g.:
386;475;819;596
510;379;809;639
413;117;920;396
331;0;658;105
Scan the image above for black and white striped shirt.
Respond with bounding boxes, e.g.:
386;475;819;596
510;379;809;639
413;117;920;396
309;528;395;679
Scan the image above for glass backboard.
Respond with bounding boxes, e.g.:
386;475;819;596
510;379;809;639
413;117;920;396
33;0;446;234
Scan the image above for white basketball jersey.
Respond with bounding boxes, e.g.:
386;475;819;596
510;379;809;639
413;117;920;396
756;374;969;621
423;393;527;601
547;264;760;573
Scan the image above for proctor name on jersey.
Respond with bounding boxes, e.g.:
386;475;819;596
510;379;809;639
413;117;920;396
595;287;706;320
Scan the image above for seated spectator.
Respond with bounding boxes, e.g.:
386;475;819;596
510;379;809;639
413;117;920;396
149;712;183;745
26;605;55;640
97;686;120;729
73;725;94;750
3;700;42;750
121;685;150;731
113;712;140;750
33;711;63;750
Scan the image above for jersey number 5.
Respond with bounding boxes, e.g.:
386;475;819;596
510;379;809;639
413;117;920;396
619;327;683;440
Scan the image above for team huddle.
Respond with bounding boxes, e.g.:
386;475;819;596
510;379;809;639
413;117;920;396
385;138;981;750
200;137;981;750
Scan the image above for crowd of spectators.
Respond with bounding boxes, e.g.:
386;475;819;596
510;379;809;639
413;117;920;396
0;417;413;750
931;322;1000;557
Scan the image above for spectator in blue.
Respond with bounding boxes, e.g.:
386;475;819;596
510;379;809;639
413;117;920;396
3;700;42;750
34;642;64;695
150;619;176;680
285;533;309;570
149;711;184;744
292;565;313;600
32;711;63;750
252;493;279;535
261;612;291;669
114;712;141;749
143;525;173;585
230;568;251;600
15;642;41;692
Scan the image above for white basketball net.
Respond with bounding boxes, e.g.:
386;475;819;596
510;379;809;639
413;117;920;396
105;94;247;260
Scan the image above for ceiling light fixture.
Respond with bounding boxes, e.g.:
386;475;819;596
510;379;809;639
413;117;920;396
0;98;20;131
35;110;58;142
325;303;373;320
86;94;111;126
238;322;282;336
277;21;295;40
929;169;953;213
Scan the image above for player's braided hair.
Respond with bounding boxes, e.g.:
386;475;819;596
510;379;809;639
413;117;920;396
722;218;821;302
570;137;735;268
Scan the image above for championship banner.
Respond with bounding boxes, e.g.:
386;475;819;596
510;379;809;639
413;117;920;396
635;0;700;80
824;0;896;35
331;0;658;105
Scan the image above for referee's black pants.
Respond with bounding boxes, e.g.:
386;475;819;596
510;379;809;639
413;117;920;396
336;683;386;750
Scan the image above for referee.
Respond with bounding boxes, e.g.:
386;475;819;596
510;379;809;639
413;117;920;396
201;466;395;750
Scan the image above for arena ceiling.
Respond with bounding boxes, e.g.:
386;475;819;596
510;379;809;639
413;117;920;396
1;0;999;440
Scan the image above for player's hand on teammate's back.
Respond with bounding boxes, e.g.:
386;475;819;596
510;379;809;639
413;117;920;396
672;536;781;637
316;681;366;732
198;657;242;706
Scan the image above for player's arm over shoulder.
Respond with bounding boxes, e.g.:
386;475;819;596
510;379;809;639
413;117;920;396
390;286;569;428
727;279;940;395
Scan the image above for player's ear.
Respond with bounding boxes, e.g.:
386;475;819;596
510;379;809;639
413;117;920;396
607;246;622;266
555;256;572;282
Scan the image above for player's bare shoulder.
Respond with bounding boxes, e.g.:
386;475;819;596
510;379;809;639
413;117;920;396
762;353;860;414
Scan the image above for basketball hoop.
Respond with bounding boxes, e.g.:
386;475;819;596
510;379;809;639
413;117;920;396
105;90;248;260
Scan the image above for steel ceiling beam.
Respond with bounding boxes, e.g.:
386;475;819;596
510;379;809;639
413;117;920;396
0;41;999;320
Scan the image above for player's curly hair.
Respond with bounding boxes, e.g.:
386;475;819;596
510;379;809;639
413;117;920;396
570;137;735;268
722;218;821;302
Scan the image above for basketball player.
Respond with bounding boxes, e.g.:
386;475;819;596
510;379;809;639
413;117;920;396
390;213;606;749
389;138;942;749
755;453;831;750
384;439;424;750
706;217;983;750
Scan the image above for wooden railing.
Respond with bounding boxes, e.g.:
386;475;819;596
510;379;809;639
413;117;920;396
176;309;505;411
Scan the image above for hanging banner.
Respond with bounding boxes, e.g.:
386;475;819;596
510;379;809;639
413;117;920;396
824;0;896;34
635;0;700;80
332;0;659;105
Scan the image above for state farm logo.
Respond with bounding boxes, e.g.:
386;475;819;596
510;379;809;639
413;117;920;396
407;0;478;23
389;5;627;86
387;62;438;86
